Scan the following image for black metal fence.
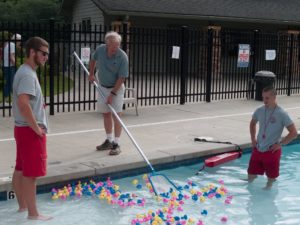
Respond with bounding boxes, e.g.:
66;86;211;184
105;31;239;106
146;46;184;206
1;20;300;116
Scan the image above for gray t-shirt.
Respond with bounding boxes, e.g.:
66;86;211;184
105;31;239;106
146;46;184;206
12;64;48;132
92;44;128;87
253;105;293;152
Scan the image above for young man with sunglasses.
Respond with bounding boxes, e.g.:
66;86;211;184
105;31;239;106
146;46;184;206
12;36;52;220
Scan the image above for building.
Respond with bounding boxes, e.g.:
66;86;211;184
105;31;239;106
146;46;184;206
60;0;300;97
61;0;300;31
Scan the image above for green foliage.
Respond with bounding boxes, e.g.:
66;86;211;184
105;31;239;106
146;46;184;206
0;31;11;58
0;1;13;21
0;31;11;42
39;72;74;98
0;0;63;22
0;61;74;101
0;73;74;101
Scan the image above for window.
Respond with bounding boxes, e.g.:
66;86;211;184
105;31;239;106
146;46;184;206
82;18;91;32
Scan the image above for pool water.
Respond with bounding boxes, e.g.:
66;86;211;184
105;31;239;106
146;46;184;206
1;144;300;225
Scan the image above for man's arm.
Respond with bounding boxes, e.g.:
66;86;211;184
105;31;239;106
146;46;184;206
88;59;96;82
18;94;44;137
250;118;257;148
111;77;125;94
106;77;126;104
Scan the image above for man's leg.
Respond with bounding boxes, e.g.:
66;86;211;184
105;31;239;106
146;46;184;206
12;170;27;212
113;112;122;142
23;176;52;221
22;176;38;217
96;112;114;151
109;113;122;155
103;112;113;134
103;112;114;143
3;68;10;98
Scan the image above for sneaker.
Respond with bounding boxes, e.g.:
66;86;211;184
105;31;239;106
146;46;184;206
109;143;121;155
96;139;113;151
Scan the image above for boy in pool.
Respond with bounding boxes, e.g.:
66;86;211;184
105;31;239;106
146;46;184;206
247;86;297;189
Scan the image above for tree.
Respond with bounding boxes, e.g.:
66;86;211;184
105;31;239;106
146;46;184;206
0;0;63;22
0;1;14;21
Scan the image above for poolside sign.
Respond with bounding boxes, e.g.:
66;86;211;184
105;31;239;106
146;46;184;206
0;176;15;200
237;44;250;68
7;191;15;200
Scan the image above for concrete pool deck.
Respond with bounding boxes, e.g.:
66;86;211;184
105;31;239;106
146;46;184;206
1;96;300;195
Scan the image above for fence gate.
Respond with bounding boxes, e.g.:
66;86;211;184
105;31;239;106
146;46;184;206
1;21;300;117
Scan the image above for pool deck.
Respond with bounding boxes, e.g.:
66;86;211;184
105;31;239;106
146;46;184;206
1;96;300;195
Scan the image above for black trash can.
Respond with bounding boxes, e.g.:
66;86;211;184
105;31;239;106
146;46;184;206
254;71;276;101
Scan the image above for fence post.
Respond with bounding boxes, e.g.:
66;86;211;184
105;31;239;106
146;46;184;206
122;22;128;110
287;33;294;96
180;26;189;105
49;18;55;115
250;29;259;99
206;28;213;103
122;22;128;52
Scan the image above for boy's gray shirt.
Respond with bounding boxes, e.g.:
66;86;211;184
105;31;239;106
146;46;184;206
253;105;293;152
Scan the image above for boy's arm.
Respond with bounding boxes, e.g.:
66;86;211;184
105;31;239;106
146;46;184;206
250;118;257;148
280;124;297;145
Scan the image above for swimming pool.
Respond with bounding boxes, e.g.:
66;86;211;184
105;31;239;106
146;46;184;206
0;143;300;225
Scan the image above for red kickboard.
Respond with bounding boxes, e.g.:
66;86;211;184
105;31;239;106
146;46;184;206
205;151;242;167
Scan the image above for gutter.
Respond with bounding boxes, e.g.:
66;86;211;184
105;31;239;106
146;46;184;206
108;11;300;26
90;0;300;26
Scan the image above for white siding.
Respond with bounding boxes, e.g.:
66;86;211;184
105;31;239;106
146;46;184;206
72;0;104;26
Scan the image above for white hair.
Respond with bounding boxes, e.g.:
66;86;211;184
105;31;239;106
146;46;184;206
11;33;22;41
105;31;122;44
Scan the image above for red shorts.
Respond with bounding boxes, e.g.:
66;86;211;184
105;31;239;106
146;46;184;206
247;147;281;179
14;126;47;177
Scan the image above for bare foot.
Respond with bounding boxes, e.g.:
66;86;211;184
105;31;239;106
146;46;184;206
263;183;273;190
17;208;27;213
241;178;250;182
263;178;276;190
28;215;53;221
247;174;257;183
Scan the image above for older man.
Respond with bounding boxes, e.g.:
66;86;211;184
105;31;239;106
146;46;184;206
89;31;129;155
248;86;297;189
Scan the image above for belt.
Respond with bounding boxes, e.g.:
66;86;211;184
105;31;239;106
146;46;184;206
101;85;114;88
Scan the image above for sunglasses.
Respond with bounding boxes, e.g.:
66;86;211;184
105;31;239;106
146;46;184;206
36;49;49;57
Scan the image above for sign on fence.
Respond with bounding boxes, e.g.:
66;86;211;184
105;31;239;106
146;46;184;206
265;50;276;61
237;44;250;68
171;46;180;59
81;47;90;63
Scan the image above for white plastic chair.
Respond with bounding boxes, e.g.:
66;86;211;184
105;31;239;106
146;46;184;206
123;88;138;116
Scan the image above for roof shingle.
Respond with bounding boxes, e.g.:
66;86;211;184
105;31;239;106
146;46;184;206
91;0;300;24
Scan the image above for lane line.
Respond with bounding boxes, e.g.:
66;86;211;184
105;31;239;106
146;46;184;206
1;106;300;142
